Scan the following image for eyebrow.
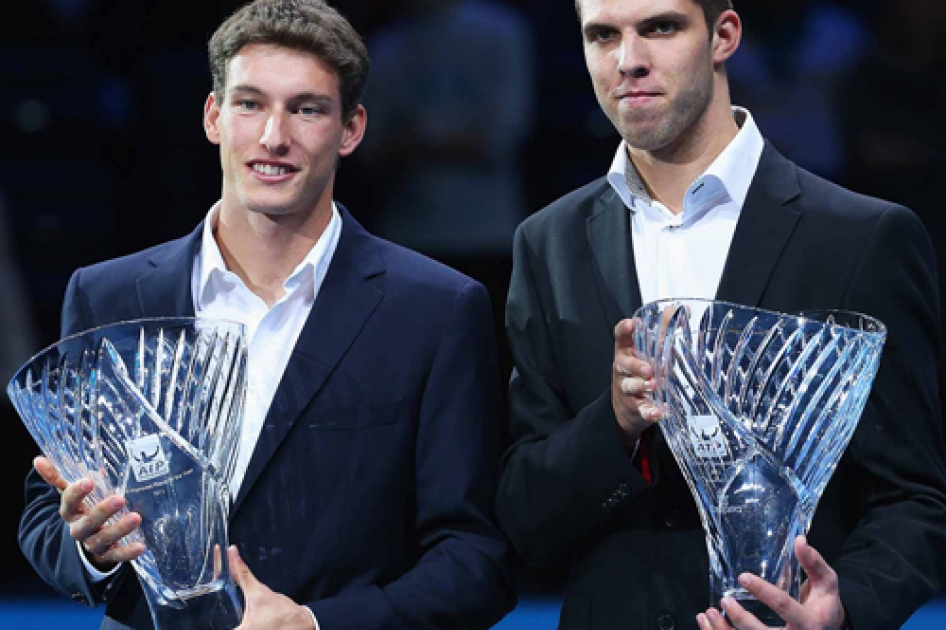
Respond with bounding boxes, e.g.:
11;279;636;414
583;10;691;37
228;85;265;97
638;11;691;30
582;20;617;38
227;85;336;106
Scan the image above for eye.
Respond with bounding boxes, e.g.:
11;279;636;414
646;21;680;36
587;27;618;44
235;99;260;111
296;105;325;116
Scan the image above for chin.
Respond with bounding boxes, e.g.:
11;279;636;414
620;128;664;152
239;198;298;217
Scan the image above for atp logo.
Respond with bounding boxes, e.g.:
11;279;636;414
687;414;729;459
126;434;170;482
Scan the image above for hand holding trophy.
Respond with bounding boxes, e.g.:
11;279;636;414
633;299;886;625
9;318;247;630
32;455;145;570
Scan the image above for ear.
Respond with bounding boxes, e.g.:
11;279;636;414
338;104;367;158
711;10;742;65
204;92;222;145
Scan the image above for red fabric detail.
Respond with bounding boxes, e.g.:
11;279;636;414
639;436;652;485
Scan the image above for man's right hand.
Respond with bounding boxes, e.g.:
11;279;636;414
611;319;662;453
34;456;145;572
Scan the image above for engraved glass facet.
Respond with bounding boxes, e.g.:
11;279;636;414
8;318;247;629
632;299;886;623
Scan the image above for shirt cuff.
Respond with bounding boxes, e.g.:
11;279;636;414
305;605;320;630
76;540;122;583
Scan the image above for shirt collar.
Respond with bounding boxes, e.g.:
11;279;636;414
195;201;343;310
606;107;764;217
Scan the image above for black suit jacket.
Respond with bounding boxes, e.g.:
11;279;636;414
497;144;946;630
19;207;516;629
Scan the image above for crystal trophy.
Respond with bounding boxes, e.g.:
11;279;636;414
632;300;886;623
8;318;247;629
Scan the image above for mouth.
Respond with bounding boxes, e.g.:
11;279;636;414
617;91;663;103
247;161;300;180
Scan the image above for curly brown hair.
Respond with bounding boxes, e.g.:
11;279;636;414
208;0;369;121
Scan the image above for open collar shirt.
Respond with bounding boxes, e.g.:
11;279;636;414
606;107;765;305
81;204;341;605
192;202;343;499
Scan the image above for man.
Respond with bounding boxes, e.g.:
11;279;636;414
496;1;946;629
18;1;515;628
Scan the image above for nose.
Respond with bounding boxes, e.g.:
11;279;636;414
260;110;291;155
617;34;650;79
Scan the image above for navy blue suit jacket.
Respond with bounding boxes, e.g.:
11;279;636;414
19;207;516;629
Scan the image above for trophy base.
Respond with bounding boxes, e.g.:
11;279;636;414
148;580;243;630
720;588;785;627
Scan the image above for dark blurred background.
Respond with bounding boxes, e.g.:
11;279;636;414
2;0;945;624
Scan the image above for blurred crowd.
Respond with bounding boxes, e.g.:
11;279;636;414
1;0;944;592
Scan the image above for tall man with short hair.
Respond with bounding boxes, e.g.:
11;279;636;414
497;1;946;629
19;1;516;628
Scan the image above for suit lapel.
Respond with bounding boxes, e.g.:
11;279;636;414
587;187;643;322
135;225;202;318
715;143;802;306
232;208;385;513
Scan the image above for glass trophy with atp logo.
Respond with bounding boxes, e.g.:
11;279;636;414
632;299;886;624
8;318;247;629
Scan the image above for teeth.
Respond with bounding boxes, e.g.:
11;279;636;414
252;163;290;176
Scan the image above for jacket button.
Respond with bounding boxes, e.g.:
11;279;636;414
71;592;89;606
615;483;630;501
601;483;631;511
657;614;675;630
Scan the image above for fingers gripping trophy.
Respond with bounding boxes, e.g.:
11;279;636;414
632;299;886;625
8;318;248;629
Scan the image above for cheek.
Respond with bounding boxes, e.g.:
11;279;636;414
221;117;261;150
228;129;258;151
302;129;345;163
676;48;713;82
587;66;612;100
586;54;608;84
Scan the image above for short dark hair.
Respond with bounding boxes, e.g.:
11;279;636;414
208;0;370;121
693;0;734;29
575;0;734;31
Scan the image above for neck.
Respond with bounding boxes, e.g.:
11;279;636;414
627;95;739;215
214;197;333;307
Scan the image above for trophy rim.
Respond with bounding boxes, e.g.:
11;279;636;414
631;298;888;338
6;316;247;395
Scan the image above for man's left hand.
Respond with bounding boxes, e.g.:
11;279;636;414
697;536;846;630
231;546;316;630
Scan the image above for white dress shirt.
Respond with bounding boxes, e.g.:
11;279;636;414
81;202;342;629
192;202;342;499
606;107;765;304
